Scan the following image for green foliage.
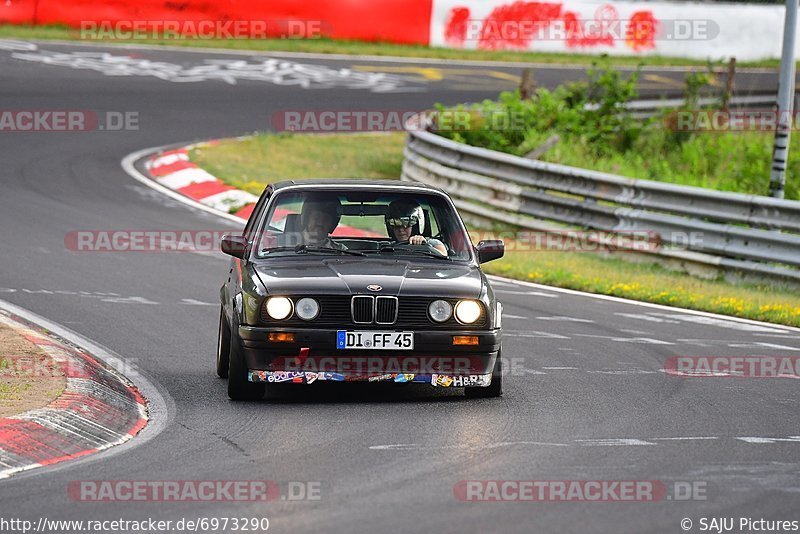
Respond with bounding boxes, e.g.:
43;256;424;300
436;57;644;158
435;59;798;200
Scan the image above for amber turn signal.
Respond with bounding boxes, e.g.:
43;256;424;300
452;335;479;346
268;332;295;343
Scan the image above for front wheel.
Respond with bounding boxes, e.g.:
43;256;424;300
216;307;230;378
227;323;265;401
465;351;503;398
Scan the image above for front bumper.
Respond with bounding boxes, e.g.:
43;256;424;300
238;325;501;384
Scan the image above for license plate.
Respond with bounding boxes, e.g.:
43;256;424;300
336;331;414;350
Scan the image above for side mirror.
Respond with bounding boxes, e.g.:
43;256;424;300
476;240;504;264
221;234;248;259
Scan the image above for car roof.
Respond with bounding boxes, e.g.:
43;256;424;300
270;179;445;194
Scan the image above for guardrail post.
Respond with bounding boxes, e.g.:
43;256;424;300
769;0;798;199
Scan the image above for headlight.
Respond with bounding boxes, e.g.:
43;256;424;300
454;300;482;324
428;300;453;322
295;297;319;320
265;296;293;320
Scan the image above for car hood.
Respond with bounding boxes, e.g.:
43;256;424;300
253;257;483;298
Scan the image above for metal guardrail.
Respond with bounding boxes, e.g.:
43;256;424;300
401;113;800;284
613;93;779;119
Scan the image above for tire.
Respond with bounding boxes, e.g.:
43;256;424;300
465;351;503;398
216;307;230;378
227;321;265;401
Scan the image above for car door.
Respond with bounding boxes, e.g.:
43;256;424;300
223;186;272;323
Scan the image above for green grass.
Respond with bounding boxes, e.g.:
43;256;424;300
188;131;800;327
512;126;800;200
0;23;785;68
191;133;405;195
489;248;800;326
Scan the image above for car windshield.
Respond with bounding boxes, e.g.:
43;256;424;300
254;188;473;261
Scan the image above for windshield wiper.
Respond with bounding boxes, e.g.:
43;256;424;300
261;245;365;256
377;246;451;260
298;245;365;256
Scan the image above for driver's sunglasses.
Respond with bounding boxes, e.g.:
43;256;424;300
387;216;419;228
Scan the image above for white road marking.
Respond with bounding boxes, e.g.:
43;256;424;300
4;287;159;304
648;313;788;333
586;369;658;375
542;366;578;370
0;40;38;51
369;441;570;451
755;342;800;351
13;48;423;92
180;299;216;306
661;369;733;377
722;341;800;351
614;312;680;324
505;330;569;339
495;290;559;298
100;296;158;305
651;437;719;441
523;369;548;375
503;314;528;319
753;333;800;339
675;339;729;346
677;338;800;351
369;435;800;451
618;329;654;335
535;316;594;323
574;334;674;345
484;441;571;448
575;438;657;446
490;279;517;287
736;436;800;444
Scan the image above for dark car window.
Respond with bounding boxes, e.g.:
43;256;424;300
242;187;271;244
254;189;472;261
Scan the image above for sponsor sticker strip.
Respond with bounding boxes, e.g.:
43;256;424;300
247;370;492;387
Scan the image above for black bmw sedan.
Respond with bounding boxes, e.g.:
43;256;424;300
217;180;504;400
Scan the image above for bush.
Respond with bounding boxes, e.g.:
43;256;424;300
433;58;798;200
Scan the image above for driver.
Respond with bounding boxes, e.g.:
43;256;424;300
385;199;447;256
299;195;347;250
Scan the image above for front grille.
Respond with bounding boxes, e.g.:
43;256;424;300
261;296;486;329
351;296;374;324
375;296;398;324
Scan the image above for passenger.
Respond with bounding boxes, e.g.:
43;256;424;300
298;195;346;249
